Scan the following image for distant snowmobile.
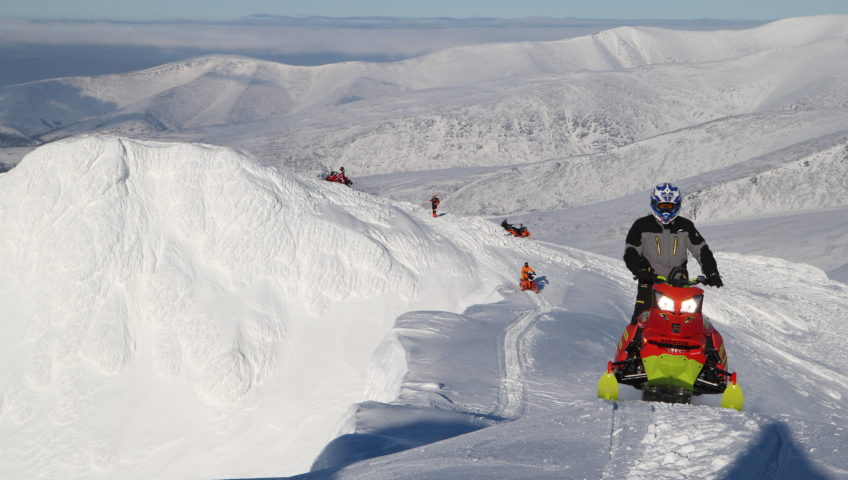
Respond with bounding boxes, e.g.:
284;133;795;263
501;219;530;238
598;268;744;410
324;171;352;186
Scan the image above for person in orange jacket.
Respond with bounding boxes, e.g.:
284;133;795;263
520;262;538;292
521;262;535;282
430;194;440;218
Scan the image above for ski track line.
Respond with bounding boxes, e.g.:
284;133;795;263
495;292;551;420
600;401;626;480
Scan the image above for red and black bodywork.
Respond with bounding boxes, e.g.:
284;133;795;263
325;172;353;186
501;220;531;238
599;274;743;409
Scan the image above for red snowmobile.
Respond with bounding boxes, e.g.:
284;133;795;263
598;269;744;410
325;171;352;186
520;272;539;293
501;219;531;238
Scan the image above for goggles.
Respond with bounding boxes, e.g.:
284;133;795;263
656;202;678;211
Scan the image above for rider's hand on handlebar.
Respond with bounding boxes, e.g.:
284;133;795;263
634;269;655;283
705;272;724;288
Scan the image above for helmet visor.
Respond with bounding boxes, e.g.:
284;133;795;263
656;202;677;212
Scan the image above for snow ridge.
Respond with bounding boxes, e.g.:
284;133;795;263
0;135;524;478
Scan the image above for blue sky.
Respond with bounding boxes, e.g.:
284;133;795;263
3;0;848;21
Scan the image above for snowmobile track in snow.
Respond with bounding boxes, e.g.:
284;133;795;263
495;292;551;420
599;400;765;479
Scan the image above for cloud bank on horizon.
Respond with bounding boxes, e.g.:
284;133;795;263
0;16;763;86
0;17;764;53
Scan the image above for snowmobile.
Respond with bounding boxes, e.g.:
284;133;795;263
520;271;539;293
597;269;744;410
501;219;531;238
324;171;353;186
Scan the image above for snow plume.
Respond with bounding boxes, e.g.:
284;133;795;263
0;135;514;478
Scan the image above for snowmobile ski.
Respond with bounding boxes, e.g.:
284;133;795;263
597;362;620;401
720;373;744;411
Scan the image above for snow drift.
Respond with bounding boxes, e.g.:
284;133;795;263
0;135;526;478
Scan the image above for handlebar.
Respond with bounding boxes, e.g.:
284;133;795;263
654;274;706;287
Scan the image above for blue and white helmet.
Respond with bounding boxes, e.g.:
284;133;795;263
650;183;681;224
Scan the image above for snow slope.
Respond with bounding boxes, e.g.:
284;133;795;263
288;250;848;479
0;135;537;478
6;137;844;480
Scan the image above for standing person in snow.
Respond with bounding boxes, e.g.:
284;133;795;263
430;194;440;218
623;183;723;325
339;166;352;186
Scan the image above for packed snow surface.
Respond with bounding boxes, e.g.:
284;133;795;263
291;251;848;479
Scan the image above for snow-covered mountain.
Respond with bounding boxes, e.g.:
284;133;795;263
4;17;846;266
1;14;848;480
4;16;848;166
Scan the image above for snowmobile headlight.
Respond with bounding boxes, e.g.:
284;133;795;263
680;295;703;314
655;293;675;312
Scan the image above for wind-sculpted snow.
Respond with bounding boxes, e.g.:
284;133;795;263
0;135;533;479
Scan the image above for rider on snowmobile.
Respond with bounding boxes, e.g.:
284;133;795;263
623;183;723;324
520;262;537;291
521;262;535;281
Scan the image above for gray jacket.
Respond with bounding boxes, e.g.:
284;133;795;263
623;215;718;278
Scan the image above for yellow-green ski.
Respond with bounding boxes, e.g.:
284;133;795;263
598;362;619;401
721;382;744;411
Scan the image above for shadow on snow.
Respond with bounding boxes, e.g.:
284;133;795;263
224;404;504;480
719;421;831;480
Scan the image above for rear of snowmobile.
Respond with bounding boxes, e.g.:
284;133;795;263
597;275;744;411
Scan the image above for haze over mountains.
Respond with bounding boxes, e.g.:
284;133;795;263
2;14;844;279
0;16;764;87
0;14;847;480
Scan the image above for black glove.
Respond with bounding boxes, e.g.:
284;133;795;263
705;272;724;288
634;269;655;283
